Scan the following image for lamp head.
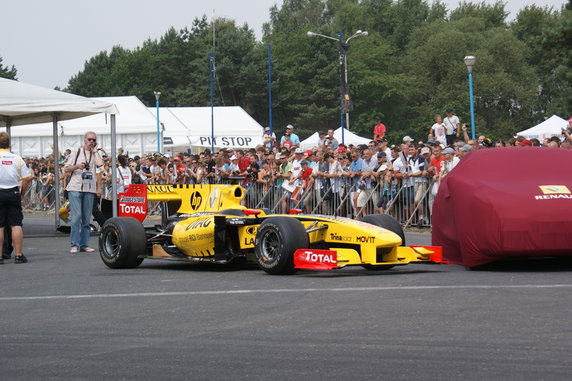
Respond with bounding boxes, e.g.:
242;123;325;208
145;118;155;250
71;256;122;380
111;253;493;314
464;56;476;73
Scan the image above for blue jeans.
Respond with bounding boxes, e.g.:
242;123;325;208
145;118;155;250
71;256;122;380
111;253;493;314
68;191;94;249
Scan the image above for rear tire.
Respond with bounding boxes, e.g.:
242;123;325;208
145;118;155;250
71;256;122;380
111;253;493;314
255;217;308;275
361;214;405;271
99;217;146;269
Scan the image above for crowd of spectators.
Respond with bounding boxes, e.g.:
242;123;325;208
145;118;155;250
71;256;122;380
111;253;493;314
18;116;572;225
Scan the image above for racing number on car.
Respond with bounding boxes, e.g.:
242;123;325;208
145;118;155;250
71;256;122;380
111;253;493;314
190;191;203;211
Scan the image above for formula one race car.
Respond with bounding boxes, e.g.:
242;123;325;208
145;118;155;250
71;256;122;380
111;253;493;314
98;184;443;275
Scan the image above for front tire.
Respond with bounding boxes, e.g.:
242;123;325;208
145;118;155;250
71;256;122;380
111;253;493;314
99;217;146;269
361;214;405;271
255;217;308;275
362;214;405;245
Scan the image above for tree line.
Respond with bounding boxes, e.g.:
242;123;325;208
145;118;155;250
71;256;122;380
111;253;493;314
3;0;571;143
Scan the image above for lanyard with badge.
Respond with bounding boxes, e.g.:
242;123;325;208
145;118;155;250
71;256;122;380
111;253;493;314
82;149;94;181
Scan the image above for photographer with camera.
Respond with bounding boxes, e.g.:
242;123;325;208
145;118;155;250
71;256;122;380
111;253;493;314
64;131;103;254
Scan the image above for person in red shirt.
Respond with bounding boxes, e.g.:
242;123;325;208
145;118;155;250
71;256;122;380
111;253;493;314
428;144;445;212
236;150;250;175
373;117;386;141
281;134;294;151
429;145;445;175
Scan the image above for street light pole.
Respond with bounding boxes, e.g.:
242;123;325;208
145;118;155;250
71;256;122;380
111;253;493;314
464;56;476;140
154;91;161;152
343;30;368;132
338;30;344;145
307;30;368;143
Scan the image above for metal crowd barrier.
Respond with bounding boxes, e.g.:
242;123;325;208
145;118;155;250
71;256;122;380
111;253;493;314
20;175;436;229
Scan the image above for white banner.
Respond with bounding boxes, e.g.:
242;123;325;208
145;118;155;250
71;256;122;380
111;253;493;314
188;135;262;148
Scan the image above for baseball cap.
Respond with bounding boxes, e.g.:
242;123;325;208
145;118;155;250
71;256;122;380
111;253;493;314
318;131;325;135
230;155;238;160
567;117;572;122
300;160;308;166
304;150;313;156
286;124;294;130
517;139;532;146
174;157;181;161
445;108;453;113
374;116;381;120
294;148;304;154
377;152;387;158
455;141;465;148
403;136;413;142
421;147;431;155
442;147;455;154
337;147;347;153
427;138;437;144
265;126;270;131
460;144;473;153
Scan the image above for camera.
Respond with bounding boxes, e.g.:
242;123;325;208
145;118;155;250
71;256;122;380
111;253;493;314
84;163;90;171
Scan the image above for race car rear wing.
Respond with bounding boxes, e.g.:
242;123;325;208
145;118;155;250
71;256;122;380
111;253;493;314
119;184;246;219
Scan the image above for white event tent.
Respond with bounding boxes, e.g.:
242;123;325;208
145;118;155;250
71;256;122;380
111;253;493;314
0;77;119;227
300;127;371;150
516;115;568;140
8;96;157;157
148;106;264;152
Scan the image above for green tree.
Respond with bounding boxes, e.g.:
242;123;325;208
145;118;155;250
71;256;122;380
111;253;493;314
63;0;562;143
0;56;17;80
67;46;129;96
402;11;537;140
511;5;567;118
538;0;572;115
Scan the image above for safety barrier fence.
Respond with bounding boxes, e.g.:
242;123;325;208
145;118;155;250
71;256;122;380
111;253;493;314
21;177;436;228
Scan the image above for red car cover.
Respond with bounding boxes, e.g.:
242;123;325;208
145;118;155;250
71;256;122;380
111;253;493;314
432;147;572;267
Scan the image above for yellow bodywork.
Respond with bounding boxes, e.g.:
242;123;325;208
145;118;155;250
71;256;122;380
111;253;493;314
146;184;245;214
145;184;435;267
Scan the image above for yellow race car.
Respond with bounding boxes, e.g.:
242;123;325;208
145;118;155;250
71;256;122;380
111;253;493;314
98;184;442;274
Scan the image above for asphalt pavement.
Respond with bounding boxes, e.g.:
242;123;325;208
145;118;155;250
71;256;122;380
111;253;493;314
1;214;572;380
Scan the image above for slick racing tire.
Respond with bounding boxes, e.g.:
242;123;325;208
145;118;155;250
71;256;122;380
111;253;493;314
361;214;405;271
99;217;146;269
255;217;308;275
362;214;406;246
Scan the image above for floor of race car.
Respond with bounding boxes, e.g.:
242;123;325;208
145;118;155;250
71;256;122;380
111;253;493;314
2;215;572;380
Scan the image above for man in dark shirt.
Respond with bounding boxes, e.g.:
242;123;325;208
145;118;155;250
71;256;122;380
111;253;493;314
203;151;217;184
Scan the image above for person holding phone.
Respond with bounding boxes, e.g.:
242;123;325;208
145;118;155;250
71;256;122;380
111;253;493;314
64;131;103;253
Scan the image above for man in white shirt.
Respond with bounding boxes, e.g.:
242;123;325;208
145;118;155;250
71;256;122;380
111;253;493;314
443;109;460;145
356;150;378;218
262;127;276;150
440;147;460;180
64;131;103;253
0;132;32;264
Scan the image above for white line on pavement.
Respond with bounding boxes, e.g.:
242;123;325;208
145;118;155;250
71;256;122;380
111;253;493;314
1;284;572;302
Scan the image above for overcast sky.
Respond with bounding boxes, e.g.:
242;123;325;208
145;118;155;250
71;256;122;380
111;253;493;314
1;0;566;90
